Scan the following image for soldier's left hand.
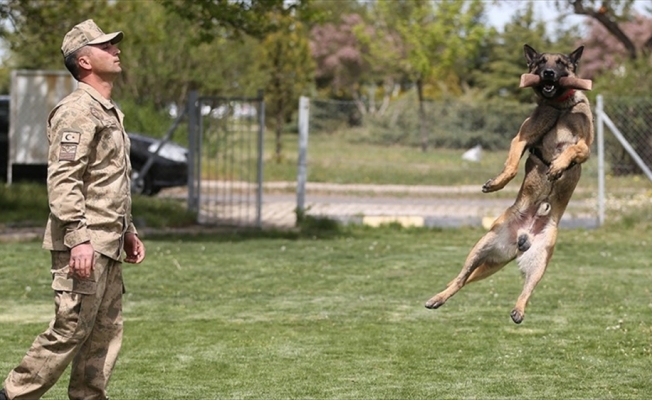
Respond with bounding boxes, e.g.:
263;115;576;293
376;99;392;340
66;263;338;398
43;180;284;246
123;233;145;264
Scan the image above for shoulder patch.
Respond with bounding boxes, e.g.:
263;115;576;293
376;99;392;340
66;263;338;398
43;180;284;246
62;131;81;144
59;144;77;161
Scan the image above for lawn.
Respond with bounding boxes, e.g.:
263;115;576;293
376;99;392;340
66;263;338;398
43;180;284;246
1;224;651;399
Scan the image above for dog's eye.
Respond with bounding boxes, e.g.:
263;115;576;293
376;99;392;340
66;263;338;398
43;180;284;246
556;59;571;69
538;58;546;65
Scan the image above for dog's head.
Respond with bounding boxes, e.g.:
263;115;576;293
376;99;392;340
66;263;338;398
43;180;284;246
522;45;586;99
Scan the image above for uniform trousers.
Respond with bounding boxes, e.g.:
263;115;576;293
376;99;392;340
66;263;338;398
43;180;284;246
4;252;123;400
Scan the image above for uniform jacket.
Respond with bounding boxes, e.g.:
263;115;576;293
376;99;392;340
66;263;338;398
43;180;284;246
43;82;137;261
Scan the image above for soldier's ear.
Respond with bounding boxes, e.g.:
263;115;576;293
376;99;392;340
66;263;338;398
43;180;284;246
524;44;538;67
569;45;584;66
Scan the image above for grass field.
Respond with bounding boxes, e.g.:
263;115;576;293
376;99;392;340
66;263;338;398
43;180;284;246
262;130;651;201
1;224;651;399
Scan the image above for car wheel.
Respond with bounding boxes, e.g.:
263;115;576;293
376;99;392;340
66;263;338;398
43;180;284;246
131;170;155;196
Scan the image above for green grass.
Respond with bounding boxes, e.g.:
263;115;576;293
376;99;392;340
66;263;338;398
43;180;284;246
261;130;652;200
1;224;651;399
262;129;511;186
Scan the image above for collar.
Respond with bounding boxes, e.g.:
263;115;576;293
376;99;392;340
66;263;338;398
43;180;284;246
555;89;575;103
78;82;116;110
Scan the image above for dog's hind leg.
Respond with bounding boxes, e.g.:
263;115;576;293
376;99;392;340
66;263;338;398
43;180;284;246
510;226;558;324
425;228;516;310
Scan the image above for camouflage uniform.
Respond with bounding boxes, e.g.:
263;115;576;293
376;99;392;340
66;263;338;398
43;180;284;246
3;20;134;400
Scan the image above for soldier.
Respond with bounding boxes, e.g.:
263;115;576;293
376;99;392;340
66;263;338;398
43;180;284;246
1;19;145;400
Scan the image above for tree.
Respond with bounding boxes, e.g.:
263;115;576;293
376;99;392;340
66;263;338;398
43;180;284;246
259;14;315;163
555;0;651;59
159;0;314;40
580;14;652;79
374;0;489;151
0;0;113;71
110;1;264;107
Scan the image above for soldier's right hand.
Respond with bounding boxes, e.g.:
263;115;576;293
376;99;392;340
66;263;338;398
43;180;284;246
70;242;95;279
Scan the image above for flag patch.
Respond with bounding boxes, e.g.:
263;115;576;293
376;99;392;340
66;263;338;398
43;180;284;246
62;131;81;144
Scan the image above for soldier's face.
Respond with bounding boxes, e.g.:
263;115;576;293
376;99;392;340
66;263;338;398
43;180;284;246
86;42;122;76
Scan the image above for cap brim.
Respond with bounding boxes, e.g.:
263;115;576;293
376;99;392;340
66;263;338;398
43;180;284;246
87;31;123;46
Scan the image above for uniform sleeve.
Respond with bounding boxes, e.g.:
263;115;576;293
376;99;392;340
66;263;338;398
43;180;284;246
126;220;138;235
47;105;98;249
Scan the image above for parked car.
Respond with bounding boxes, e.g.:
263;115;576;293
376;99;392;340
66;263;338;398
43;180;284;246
128;132;188;196
0;96;188;194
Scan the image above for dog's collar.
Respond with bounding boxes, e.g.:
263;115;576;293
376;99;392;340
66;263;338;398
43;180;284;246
556;89;575;103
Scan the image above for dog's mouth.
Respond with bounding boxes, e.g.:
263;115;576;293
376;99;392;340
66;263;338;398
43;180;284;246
539;80;559;98
542;82;556;94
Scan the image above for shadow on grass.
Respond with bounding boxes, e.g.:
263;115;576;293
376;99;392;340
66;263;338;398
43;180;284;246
143;215;444;243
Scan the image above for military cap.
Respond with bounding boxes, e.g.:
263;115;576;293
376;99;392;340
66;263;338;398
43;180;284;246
61;19;123;58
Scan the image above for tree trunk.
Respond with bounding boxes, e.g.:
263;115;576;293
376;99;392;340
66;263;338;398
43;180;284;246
569;0;638;60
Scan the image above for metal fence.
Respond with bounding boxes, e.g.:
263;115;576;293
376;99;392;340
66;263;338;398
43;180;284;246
181;91;650;229
298;94;652;227
187;91;265;227
595;95;652;225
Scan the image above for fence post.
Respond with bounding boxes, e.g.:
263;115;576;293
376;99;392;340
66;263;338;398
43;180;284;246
596;94;605;226
296;96;310;223
187;90;199;214
256;90;265;228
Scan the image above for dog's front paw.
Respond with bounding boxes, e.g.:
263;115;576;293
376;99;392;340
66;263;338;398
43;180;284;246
425;296;446;309
482;179;498;193
546;165;564;181
510;309;524;324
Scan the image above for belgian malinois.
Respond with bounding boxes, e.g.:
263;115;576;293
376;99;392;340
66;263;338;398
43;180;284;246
425;45;594;324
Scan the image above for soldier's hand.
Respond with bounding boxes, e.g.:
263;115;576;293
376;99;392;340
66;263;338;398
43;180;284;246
123;233;145;264
70;242;95;279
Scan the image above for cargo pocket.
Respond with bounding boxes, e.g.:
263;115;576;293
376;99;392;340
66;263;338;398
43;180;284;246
50;251;98;295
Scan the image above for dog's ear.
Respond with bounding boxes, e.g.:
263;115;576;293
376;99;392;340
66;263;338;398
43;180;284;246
568;45;584;66
524;44;538;67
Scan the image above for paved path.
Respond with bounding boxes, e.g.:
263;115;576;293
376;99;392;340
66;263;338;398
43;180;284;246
163;181;599;229
0;182;598;243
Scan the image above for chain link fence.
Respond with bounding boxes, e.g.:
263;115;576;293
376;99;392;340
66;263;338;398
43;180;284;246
303;94;652;227
601;96;652;176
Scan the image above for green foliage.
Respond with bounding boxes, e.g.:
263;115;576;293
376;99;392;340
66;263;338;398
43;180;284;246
1;226;652;398
160;0;315;40
591;57;652;98
117;98;174;139
0;0;116;70
0;183;195;229
112;0;266;110
376;0;490;97
312;93;534;150
259;15;315;162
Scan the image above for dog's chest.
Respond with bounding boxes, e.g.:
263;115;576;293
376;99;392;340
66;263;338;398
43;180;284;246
533;107;581;163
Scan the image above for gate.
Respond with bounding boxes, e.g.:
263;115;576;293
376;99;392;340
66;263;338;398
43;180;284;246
187;91;265;227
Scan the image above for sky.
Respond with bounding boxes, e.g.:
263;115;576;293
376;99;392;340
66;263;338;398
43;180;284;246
485;0;652;34
486;0;587;32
